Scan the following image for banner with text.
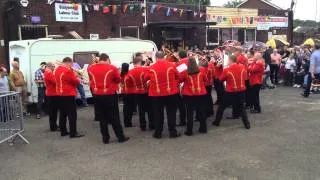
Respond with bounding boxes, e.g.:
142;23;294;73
55;3;83;22
256;17;288;30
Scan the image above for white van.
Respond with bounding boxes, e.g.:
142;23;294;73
9;38;158;103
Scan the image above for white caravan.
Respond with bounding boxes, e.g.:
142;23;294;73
9;38;158;103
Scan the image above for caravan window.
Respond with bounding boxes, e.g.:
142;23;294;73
73;51;99;68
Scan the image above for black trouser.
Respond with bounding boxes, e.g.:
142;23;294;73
245;80;250;106
270;64;279;84
250;84;261;112
205;86;214;117
94;94;125;141
178;95;186;125
123;94;135;127
185;95;207;133
215;92;249;127
37;87;46;114
137;94;154;129
58;96;77;136
152;94;179;137
214;79;224;105
294;73;304;85
284;69;293;86
304;73;320;97
46;96;58;131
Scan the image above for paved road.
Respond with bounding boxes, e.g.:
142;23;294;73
1;87;320;180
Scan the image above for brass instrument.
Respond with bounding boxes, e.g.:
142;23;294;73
55;60;89;83
162;48;179;62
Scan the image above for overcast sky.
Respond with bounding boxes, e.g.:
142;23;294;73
210;0;320;21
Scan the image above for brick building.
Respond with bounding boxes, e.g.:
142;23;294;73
0;0;213;67
237;0;292;43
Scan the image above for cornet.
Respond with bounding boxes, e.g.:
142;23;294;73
55;60;89;83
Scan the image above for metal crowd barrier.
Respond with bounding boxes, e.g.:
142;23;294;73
0;91;29;145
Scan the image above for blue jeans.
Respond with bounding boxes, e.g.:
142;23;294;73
77;84;87;105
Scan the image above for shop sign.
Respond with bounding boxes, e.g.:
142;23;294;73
55;3;83;22
257;17;288;30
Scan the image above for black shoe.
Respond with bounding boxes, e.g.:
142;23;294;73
198;129;207;134
118;137;130;143
176;123;186;126
194;119;200;122
61;132;69;136
250;109;261;114
153;134;162;139
243;121;251;129
212;121;220;126
169;132;181;138
125;124;135;128
184;131;193;136
301;93;309;98
226;116;239;120
103;138;110;144
70;134;85;138
141;127;147;132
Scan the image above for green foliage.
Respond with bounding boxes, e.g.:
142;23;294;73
293;19;320;28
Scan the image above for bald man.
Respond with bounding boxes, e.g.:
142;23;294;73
10;60;29;115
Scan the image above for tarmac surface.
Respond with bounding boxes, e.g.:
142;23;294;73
1;87;320;180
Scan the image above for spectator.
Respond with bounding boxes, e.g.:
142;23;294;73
0;67;14;92
270;49;282;85
34;62;47;119
302;44;320;97
72;60;88;107
10;60;29;116
263;46;273;65
283;54;296;86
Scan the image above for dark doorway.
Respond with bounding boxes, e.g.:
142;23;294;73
238;29;245;44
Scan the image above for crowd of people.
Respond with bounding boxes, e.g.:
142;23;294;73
0;43;319;144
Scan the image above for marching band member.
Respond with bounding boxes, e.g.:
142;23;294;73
87;53;129;144
121;63;135;128
212;49;224;105
213;55;251;129
54;57;84;138
176;50;188;126
144;51;181;139
180;57;208;136
43;62;58;132
248;53;265;113
126;57;154;131
199;56;215;117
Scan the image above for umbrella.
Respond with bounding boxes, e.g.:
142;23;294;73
302;38;320;47
242;41;267;51
223;40;241;47
266;39;290;49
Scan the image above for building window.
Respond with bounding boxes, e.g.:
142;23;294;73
206;28;219;46
120;26;140;38
246;29;256;42
19;25;48;40
221;29;232;42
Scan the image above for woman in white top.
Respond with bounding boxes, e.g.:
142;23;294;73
283;54;296;86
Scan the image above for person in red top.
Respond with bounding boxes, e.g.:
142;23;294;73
248;53;265;113
88;53;129;144
144;51;180;139
213;55;250;129
43;62;58;132
199;57;215;117
234;47;251;110
175;50;188;126
120;62;135;128
180;57;208;136
126;57;154;131
54;57;84;138
212;49;224;105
